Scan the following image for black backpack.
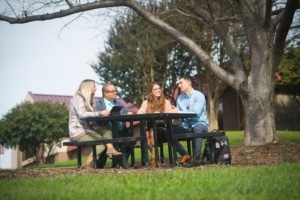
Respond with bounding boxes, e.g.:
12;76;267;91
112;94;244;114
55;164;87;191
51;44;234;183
202;135;231;164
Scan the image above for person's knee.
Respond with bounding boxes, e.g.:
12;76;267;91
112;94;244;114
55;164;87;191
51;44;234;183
193;123;208;133
103;131;113;139
96;145;106;156
149;129;154;136
172;126;186;134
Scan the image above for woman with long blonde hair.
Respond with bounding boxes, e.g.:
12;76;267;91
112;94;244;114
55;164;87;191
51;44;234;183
69;79;121;169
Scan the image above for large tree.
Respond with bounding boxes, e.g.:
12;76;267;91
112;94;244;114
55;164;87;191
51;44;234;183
0;101;69;165
1;0;299;145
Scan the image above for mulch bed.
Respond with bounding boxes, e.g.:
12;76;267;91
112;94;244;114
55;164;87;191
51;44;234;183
1;141;299;179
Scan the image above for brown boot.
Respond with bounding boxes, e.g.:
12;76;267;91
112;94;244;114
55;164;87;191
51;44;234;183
151;158;156;167
179;155;191;164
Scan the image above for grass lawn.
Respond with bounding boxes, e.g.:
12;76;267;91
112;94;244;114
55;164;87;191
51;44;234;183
1;131;299;200
1;163;299;200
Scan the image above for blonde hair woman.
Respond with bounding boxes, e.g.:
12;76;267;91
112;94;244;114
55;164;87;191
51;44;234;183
138;82;172;167
69;79;121;169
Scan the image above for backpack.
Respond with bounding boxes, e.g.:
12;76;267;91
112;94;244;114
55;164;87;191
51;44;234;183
202;136;231;164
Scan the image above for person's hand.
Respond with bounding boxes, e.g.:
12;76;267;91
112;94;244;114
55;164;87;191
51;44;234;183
127;111;133;115
99;110;110;116
169;105;179;113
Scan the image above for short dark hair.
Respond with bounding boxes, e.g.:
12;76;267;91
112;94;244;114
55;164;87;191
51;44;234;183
102;83;115;95
179;75;192;83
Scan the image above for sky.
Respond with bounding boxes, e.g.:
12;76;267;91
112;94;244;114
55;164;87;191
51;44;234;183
0;14;111;118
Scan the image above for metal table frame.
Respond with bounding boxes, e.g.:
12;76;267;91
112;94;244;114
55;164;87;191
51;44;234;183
83;113;197;167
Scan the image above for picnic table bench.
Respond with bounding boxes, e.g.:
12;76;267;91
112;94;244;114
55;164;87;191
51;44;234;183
63;136;143;169
171;131;226;164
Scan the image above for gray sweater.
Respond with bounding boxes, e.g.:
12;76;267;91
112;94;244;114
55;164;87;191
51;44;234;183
68;95;99;141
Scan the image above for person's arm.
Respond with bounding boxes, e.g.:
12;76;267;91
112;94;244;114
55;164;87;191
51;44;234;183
94;98;111;116
189;92;206;117
95;99;101;111
72;95;99;118
137;100;148;114
95;98;107;111
116;100;132;115
176;94;189;113
164;99;173;113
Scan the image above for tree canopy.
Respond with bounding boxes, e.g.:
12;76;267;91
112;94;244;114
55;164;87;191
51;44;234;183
0;101;69;165
277;45;300;86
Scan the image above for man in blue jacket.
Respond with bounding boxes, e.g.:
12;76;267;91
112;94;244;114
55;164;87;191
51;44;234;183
96;83;134;168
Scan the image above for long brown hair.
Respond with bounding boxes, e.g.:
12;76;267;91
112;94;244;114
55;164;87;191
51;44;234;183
146;82;166;113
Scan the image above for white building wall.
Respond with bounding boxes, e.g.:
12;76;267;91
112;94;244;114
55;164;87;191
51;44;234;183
0;148;18;169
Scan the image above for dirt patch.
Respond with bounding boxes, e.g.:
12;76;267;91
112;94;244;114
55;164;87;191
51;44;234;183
231;141;300;166
1;141;299;179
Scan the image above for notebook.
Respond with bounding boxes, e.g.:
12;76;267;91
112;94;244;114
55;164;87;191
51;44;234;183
110;106;123;116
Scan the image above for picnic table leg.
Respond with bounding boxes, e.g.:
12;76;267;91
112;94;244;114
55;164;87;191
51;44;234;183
166;118;174;165
168;120;178;165
129;120;135;167
121;143;127;167
92;145;97;168
167;145;173;164
152;119;160;167
207;137;214;164
129;143;135;167
77;146;82;168
111;121;120;168
210;137;215;164
140;119;149;167
188;139;196;157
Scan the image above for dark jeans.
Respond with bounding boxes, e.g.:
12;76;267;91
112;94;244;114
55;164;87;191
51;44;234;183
172;123;208;160
154;126;168;144
116;128;136;165
147;120;168;144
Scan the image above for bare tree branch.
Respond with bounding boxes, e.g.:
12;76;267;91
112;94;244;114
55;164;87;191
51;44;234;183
64;0;74;8
273;0;299;72
0;1;127;24
4;0;18;18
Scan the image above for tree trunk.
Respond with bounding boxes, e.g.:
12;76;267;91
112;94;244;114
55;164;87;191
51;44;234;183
242;92;278;145
208;98;219;131
241;37;279;146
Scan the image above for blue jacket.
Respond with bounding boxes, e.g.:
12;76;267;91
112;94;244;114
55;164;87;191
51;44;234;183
176;89;209;128
95;97;132;131
95;97;131;115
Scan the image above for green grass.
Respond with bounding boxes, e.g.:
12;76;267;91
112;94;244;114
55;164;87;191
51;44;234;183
1;131;299;200
1;163;299;199
226;130;300;146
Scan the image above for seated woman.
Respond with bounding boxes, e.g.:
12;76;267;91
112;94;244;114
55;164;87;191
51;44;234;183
69;79;122;169
137;82;172;167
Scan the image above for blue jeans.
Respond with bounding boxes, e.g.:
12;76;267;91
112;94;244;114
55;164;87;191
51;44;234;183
172;123;208;160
